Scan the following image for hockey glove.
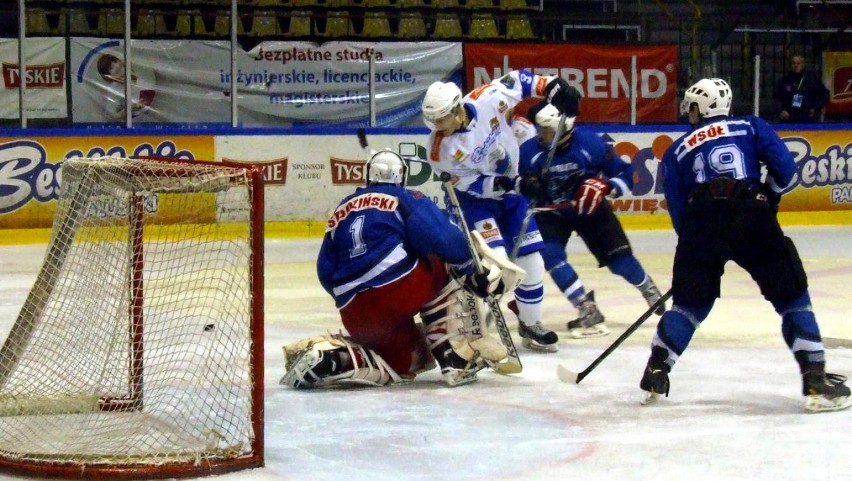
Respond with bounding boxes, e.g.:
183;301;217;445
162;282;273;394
493;175;518;197
519;173;549;202
544;78;581;117
758;183;782;214
573;176;612;216
464;263;505;298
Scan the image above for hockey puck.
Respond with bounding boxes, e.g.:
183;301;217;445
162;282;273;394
203;323;215;332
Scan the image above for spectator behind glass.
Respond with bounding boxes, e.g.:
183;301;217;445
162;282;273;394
774;54;830;123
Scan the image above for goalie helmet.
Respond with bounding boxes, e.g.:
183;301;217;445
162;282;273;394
421;81;463;129
534;104;576;135
366;150;408;187
681;78;732;118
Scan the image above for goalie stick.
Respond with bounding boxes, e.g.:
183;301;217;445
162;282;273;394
440;172;523;375
557;288;672;384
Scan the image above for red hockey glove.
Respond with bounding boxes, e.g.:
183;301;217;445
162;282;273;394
573;177;612;216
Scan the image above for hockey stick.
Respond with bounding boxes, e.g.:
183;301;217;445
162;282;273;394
440;172;523;375
509;112;567;261
557;288;672;384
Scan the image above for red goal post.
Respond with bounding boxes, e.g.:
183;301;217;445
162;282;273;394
0;156;264;479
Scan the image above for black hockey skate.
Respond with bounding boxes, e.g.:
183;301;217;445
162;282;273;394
640;346;671;405
566;291;609;338
432;345;479;387
280;346;345;389
802;368;852;413
508;300;558;352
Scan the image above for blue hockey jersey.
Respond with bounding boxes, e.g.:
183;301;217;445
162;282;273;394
518;127;633;207
661;115;796;234
317;184;473;308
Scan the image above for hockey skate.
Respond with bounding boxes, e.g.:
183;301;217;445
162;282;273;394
638;277;666;315
432;345;480;387
639;346;671;405
508;300;558;352
280;345;345;389
802;368;852;413
566;291;609;338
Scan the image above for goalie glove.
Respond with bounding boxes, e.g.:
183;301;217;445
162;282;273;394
573;176;612;216
463;262;505;298
544;77;581;117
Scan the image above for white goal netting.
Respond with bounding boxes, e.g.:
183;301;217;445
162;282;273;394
0;156;264;478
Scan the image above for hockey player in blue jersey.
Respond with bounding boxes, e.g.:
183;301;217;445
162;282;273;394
281;150;522;389
640;78;850;412
517;101;666;338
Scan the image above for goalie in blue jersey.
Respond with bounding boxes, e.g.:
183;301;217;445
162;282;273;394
640;78;850;412
280;150;524;389
517;101;666;339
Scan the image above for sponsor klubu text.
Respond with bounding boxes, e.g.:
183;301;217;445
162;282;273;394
2;62;65;89
474;67;668;99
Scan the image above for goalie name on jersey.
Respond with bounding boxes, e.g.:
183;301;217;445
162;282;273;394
326;193;399;231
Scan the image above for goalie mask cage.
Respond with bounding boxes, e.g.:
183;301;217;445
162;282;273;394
0;156;264;479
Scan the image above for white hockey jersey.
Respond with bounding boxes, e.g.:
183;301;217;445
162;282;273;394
427;70;553;199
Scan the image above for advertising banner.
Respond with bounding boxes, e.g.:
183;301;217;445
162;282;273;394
823;51;852;116
70;39;461;127
0;38;67;119
0;136;214;229
464;43;678;123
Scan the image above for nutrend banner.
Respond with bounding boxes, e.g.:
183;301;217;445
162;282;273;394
70;39;461;126
823;51;852;116
0;38;67;119
464;43;678;123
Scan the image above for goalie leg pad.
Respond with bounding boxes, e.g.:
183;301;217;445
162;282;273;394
280;335;404;389
421;283;508;364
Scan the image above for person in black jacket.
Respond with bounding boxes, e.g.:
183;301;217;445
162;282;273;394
774;54;830;122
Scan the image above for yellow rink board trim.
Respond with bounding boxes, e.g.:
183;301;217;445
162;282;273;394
1;212;850;245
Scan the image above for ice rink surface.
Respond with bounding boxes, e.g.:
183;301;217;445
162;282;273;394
1;226;850;481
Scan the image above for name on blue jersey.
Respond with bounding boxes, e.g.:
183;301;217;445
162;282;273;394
327;193;399;231
686;124;728;148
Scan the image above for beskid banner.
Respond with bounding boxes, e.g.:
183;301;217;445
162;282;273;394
70;39;462;126
0;38;67;119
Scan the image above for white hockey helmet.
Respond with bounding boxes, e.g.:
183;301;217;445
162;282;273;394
421;81;463;129
366;150;407;187
680;78;732;118
534;104;576;134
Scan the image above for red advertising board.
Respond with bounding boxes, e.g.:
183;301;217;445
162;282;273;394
464;43;678;123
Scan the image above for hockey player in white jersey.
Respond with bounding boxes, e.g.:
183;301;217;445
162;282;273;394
421;71;579;352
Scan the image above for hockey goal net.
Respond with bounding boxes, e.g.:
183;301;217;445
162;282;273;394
0;156;264;479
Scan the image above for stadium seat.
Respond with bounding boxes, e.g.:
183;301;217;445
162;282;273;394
98;7;125;35
363;0;394;6
361;11;392;37
249;10;280;36
499;0;530;10
324;0;357;7
135;9;169;36
468;12;498;38
397;11;427;37
432;12;462;38
431;0;460;8
284;10;313;36
322;10;353;36
466;0;495;9
289;0;320;5
25;8;53;35
252;0;284;5
397;0;426;7
505;13;535;39
61;8;97;34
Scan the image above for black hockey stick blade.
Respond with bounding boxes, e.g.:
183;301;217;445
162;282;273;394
557;289;672;384
356;128;368;149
